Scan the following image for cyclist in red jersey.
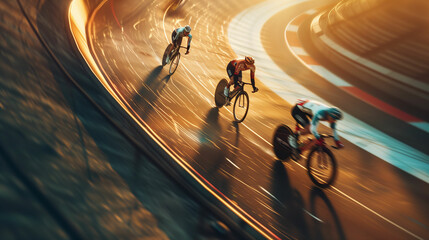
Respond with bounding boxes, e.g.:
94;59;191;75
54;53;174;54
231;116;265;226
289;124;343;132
224;56;259;101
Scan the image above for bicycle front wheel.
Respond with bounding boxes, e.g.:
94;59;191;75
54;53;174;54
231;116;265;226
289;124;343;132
169;52;180;75
233;91;249;123
307;146;337;188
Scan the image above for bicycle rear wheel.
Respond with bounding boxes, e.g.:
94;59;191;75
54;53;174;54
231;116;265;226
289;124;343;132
273;124;294;161
233;91;249;123
214;79;228;108
307;146;337;188
169;52;180;75
162;43;173;66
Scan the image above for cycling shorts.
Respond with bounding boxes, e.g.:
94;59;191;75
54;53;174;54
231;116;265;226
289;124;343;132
291;105;312;127
171;31;182;47
226;62;242;86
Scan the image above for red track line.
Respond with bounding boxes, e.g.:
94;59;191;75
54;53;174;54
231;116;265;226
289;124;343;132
110;0;121;28
287;12;424;124
341;86;422;122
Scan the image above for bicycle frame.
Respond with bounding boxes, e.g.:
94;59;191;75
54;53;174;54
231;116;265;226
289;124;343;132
167;45;187;75
170;45;187;60
228;82;250;101
272;124;338;188
297;134;334;154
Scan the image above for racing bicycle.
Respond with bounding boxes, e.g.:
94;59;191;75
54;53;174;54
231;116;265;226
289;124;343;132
214;79;252;123
162;43;187;75
273;124;338;188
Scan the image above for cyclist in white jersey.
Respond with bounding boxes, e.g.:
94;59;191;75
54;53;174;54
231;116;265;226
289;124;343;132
290;99;344;149
171;25;192;55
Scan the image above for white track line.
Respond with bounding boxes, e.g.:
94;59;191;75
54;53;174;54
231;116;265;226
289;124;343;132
228;0;424;239
228;0;429;184
284;12;429;182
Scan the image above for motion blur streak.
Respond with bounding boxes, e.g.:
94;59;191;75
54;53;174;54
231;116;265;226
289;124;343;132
229;0;426;238
68;0;429;238
229;0;429;183
69;0;119;104
70;0;281;239
161;4;273;148
332;186;423;240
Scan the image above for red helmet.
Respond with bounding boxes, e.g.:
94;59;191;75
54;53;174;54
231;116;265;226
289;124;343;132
245;56;255;64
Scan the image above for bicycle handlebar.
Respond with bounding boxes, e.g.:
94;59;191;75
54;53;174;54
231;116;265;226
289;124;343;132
239;82;258;93
319;134;341;149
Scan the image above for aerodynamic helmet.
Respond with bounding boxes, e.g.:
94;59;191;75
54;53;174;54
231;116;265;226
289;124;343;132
244;56;255;65
184;25;191;32
327;107;343;120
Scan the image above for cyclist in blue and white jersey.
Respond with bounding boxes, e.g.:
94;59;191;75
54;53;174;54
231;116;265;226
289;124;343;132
171;25;192;55
290;99;344;149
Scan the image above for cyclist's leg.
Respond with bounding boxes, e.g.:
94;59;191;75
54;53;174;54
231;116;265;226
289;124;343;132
290;105;311;149
176;36;183;50
299;113;312;136
168;31;178;63
171;32;182;54
291;105;310;135
227;76;239;106
229;73;241;97
226;63;235;86
292;109;321;152
225;63;235;96
171;31;177;47
234;74;242;91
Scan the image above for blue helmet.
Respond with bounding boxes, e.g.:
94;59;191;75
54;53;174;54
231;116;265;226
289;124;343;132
327;107;343;120
184;25;191;33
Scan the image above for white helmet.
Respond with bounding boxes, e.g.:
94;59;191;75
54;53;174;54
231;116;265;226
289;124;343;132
184;25;191;33
327;107;343;120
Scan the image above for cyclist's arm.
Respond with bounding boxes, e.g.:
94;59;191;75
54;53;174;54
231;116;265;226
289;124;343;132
234;62;242;75
330;122;340;141
186;34;192;51
310;112;323;139
250;65;256;88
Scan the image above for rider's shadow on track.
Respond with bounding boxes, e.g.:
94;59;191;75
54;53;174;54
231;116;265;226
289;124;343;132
192;107;238;196
271;160;311;239
132;66;171;119
309;187;346;240
271;161;346;239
